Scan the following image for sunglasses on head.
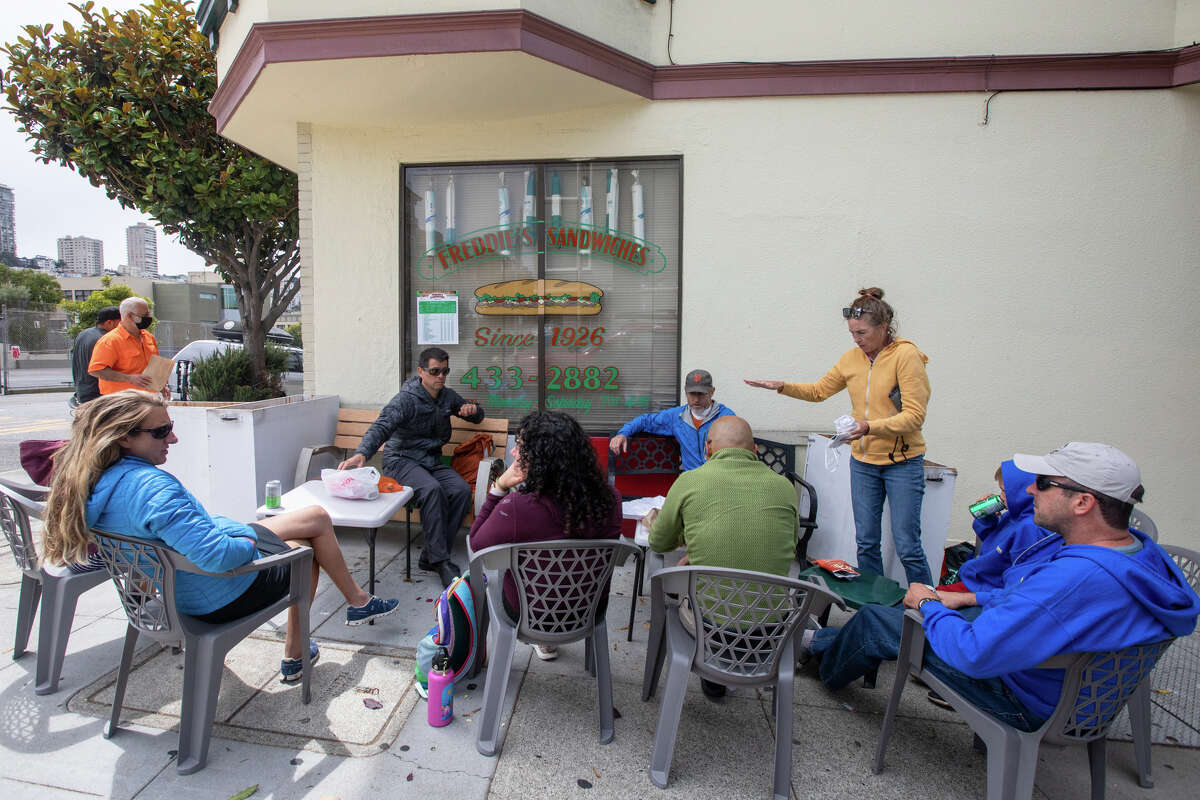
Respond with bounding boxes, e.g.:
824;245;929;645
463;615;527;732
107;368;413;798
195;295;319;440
423;367;450;377
132;422;174;440
842;307;867;319
1035;475;1092;495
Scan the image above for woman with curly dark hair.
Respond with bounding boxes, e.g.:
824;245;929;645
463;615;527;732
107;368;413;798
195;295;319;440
468;410;621;660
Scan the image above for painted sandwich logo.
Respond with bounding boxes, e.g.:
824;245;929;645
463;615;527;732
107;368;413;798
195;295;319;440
474;279;603;316
418;220;666;280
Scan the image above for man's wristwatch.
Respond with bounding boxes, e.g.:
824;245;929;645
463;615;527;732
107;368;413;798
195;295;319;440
917;596;939;613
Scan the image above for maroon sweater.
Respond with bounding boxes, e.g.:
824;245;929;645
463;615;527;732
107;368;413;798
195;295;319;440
468;487;622;613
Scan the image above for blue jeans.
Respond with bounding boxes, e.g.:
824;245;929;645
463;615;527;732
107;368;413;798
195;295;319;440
812;604;1043;732
849;455;932;585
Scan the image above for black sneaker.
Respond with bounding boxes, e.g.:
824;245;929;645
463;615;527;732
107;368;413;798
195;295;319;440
700;679;727;700
419;557;462;574
436;562;458;588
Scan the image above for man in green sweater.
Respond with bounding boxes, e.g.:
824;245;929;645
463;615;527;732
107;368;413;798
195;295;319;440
648;416;799;698
649;416;798;574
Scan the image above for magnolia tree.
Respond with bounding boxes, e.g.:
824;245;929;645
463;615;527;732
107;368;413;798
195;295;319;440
2;0;299;386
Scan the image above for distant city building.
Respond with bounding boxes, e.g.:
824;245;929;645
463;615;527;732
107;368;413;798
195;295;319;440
187;269;224;284
57;235;104;276
29;255;56;271
0;184;15;257
126;222;158;277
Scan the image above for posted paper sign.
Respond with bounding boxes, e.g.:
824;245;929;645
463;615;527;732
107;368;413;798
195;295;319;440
418;292;459;345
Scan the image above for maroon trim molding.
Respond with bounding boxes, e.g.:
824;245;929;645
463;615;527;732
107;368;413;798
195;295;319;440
210;9;1200;132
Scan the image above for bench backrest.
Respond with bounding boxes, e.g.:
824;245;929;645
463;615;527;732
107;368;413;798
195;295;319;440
335;407;509;458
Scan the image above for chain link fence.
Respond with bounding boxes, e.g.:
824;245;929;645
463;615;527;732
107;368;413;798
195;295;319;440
0;307;215;392
153;320;216;358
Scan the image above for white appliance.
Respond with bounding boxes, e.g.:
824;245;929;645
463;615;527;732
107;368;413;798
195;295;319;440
802;434;957;585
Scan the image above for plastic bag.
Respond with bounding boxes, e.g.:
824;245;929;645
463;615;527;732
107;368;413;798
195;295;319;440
825;414;858;472
321;467;380;500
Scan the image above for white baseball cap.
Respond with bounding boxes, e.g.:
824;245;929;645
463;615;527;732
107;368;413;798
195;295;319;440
1013;442;1142;504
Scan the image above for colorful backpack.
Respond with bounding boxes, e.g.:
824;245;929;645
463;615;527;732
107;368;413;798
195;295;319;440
414;573;480;694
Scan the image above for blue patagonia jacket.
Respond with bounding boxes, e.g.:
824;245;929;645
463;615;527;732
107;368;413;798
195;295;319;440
922;529;1200;721
86;456;261;615
616;402;735;471
960;460;1062;592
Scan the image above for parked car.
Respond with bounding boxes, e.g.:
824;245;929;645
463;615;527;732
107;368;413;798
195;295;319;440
171;340;303;400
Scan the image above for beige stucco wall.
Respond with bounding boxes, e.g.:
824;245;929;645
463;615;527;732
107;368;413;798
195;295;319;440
303;87;1200;546
217;1;1188;81
1179;0;1200;45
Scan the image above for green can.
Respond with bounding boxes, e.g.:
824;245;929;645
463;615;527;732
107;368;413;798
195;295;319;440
968;494;1006;519
264;480;282;510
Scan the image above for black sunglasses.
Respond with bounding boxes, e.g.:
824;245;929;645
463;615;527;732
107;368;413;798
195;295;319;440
423;367;450;377
842;307;867;319
1035;475;1092;495
132;422;174;440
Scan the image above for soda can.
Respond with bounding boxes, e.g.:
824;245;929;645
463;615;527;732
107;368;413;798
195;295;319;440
968;494;1005;519
265;480;282;510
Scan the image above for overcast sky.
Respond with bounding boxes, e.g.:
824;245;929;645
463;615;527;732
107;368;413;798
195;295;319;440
0;1;207;275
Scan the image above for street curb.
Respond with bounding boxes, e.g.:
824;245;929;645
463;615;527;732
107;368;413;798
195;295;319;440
2;385;74;395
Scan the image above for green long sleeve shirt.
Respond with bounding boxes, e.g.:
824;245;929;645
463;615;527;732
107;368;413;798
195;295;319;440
649;447;798;576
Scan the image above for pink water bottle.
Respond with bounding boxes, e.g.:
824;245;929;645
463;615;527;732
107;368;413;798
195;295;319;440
427;646;454;727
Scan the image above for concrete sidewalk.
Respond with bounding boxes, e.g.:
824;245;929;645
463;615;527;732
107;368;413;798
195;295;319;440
1;522;1198;800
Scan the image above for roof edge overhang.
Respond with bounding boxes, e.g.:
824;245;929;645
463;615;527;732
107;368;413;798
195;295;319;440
210;8;1200;134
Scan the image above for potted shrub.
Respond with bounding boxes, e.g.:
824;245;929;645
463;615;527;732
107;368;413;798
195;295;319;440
165;345;337;520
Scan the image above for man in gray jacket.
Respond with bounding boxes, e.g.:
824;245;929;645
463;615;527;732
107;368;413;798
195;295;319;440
70;306;121;404
338;347;485;587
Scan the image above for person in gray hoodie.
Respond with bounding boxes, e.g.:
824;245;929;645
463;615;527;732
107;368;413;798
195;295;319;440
338;347;485;587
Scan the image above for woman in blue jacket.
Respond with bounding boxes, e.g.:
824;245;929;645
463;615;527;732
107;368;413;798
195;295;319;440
43;390;399;682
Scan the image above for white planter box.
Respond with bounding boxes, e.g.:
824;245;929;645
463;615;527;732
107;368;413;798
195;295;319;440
163;394;339;522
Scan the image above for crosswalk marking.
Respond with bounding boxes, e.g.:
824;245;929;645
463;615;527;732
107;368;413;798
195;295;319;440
0;421;70;436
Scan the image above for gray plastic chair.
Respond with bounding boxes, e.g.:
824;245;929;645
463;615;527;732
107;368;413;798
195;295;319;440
873;607;1174;800
92;529;314;775
0;482;110;695
1127;542;1198;788
1129;508;1158;542
645;566;843;799
468;538;640;757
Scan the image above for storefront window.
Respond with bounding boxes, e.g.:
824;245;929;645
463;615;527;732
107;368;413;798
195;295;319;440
404;159;681;432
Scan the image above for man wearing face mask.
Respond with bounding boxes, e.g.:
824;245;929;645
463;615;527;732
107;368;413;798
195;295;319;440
609;369;735;471
88;296;167;397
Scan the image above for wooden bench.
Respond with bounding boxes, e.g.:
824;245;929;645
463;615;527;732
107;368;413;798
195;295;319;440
295;407;509;580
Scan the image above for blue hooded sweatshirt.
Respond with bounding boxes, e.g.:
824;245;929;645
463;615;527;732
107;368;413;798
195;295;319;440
616;402;735;471
922;529;1200;721
86;456;261;615
959;460;1062;592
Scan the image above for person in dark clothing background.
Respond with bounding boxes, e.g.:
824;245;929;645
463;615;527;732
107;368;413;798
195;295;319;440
70;306;121;404
337;347;485;587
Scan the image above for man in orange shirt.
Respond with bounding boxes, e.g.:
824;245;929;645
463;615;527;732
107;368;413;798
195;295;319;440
88;296;166;396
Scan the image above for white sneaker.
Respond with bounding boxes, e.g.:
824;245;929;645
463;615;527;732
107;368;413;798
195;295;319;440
533;644;558;661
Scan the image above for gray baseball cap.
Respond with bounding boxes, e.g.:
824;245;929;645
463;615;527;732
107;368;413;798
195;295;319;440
1013;442;1142;504
684;369;714;392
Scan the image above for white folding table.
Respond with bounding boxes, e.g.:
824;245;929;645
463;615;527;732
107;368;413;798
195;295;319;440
256;479;414;596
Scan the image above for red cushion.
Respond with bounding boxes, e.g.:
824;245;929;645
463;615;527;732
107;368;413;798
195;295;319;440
614;473;677;498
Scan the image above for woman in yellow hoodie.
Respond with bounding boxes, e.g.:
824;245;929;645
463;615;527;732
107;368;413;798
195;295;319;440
745;288;933;585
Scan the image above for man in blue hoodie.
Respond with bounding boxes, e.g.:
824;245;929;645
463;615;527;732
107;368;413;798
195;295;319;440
955;460;1063;597
807;442;1200;731
609;369;735;471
